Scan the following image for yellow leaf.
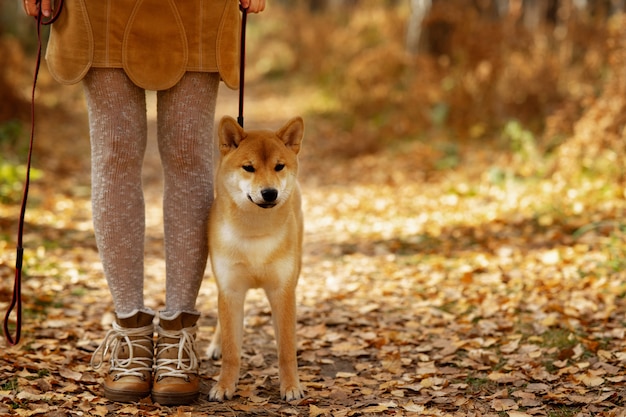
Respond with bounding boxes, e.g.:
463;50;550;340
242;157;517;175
309;404;328;417
488;371;512;383
16;391;43;401
59;368;83;381
491;398;517;411
500;338;520;353
249;395;269;404
403;401;425;412
118;405;140;415
330;341;367;353
361;401;397;413
91;405;109;417
577;372;604;387
420;377;447;388
540;249;560;265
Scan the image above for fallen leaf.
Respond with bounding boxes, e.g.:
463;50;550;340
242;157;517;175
309;404;328;417
576;372;605;387
491;399;518;411
58;368;83;382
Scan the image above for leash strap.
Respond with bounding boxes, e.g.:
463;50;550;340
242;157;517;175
3;0;64;346
238;6;247;128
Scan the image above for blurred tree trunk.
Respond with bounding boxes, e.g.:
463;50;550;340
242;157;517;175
1;0;35;44
474;0;509;19
522;0;555;29
406;0;431;54
0;1;31;123
588;0;625;19
413;0;509;56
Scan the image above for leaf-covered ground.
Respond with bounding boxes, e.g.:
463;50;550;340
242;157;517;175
2;63;626;417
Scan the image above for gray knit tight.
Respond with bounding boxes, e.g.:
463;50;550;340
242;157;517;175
83;68;218;317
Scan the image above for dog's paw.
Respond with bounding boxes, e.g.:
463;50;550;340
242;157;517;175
208;383;236;402
206;342;221;360
281;384;304;402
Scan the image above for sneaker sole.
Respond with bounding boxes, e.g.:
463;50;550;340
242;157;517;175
152;391;199;405
104;387;151;403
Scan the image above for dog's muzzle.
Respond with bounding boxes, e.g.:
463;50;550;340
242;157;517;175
248;188;279;209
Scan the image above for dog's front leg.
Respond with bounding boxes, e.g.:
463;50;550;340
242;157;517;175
206;321;222;360
208;289;245;401
266;286;304;401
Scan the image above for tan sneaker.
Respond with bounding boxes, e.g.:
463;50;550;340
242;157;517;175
152;311;201;405
91;310;155;403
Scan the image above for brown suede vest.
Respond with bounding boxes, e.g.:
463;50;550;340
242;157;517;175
45;0;241;90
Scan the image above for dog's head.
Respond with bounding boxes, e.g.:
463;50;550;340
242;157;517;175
217;116;304;209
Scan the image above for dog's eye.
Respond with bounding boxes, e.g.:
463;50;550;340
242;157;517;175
275;164;285;172
243;165;255;173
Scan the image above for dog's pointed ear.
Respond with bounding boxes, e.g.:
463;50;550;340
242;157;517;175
218;116;246;155
277;117;304;155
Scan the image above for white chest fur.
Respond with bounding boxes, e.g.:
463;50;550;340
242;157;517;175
212;220;298;289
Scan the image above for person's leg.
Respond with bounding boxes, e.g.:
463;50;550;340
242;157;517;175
157;72;219;315
152;72;220;404
84;68;154;402
84;68;148;315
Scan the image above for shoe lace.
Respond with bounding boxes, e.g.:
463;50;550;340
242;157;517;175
90;322;154;380
155;326;199;381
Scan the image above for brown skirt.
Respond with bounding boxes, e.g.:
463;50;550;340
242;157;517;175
45;0;241;90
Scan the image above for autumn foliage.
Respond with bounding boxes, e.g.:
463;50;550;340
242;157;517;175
1;1;626;416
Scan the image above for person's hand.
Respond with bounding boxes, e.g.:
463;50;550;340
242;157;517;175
23;0;52;17
240;0;266;13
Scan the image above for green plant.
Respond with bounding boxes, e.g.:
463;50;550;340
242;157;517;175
546;406;582;417
0;157;43;204
503;120;539;162
574;221;626;272
0;120;22;147
1;377;18;391
540;327;578;349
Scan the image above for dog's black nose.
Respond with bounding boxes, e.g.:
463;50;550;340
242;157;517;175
261;188;278;202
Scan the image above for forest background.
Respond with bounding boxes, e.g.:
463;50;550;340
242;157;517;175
1;0;626;416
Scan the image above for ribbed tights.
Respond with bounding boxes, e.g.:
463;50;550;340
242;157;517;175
83;68;219;317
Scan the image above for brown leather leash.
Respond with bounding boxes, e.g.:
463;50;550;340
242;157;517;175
238;5;248;128
3;0;64;346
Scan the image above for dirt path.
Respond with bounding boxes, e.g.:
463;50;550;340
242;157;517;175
1;69;626;416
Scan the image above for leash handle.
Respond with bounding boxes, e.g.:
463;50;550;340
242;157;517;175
36;0;64;25
3;0;63;346
238;6;247;128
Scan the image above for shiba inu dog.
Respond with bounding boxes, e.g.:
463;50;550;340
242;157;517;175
207;116;305;402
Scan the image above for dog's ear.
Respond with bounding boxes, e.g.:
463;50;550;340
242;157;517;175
277;117;304;155
218;116;246;155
